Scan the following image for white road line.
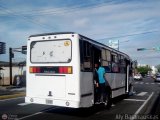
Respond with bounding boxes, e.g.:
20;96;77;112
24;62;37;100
0;97;24;102
19;106;59;120
130;92;154;120
111;104;115;107
140;82;144;84
18;103;31;106
134;82;138;84
158;83;160;84
137;92;147;96
151;83;155;85
145;83;149;84
124;99;145;102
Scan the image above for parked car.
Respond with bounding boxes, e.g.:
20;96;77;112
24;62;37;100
134;74;142;80
155;75;160;82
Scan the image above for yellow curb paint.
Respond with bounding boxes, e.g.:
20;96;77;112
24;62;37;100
0;92;26;100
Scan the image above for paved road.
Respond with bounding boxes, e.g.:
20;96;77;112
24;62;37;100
0;77;159;120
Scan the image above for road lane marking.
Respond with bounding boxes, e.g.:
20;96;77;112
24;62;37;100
124;99;145;102
18;103;31;106
112;104;115;107
158;83;160;84
151;83;155;84
145;83;149;84
140;82;144;84
137;92;147;96
134;82;138;84
18;106;59;120
130;92;154;120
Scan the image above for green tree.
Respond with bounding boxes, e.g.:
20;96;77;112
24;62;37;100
137;65;152;76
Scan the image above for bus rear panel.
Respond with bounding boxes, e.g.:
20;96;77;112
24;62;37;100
25;33;92;108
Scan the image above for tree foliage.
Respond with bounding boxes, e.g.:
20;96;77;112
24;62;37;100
137;65;152;76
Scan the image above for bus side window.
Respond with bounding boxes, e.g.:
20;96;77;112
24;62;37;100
80;40;92;71
101;49;111;72
111;53;119;73
119;55;126;73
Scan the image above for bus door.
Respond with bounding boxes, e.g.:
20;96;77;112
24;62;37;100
92;46;101;102
125;59;130;92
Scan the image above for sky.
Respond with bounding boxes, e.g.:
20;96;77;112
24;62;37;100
0;0;160;66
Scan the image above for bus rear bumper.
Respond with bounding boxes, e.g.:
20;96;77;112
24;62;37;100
25;96;81;108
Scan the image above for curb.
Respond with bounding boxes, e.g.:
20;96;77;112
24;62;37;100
0;92;26;100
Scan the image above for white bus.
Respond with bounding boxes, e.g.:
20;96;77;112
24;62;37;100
25;32;134;108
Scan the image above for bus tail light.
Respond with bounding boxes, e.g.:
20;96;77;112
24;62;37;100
29;67;40;73
29;66;72;74
59;66;72;74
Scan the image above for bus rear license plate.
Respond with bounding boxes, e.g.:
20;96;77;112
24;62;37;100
46;99;53;104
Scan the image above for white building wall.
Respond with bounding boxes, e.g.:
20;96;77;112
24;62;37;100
0;66;26;85
151;66;158;75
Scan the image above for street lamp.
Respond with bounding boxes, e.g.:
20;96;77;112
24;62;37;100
108;40;129;50
118;40;129;50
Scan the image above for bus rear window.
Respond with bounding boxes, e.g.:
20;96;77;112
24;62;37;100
30;40;72;63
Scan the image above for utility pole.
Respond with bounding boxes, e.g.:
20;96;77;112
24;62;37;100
9;46;26;85
9;48;13;85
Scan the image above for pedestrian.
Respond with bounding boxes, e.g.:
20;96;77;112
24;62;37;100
93;63;99;102
96;63;107;103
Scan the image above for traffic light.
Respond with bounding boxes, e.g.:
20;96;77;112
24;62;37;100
0;42;6;54
137;48;147;51
154;47;160;51
22;46;27;51
22;45;27;54
137;47;160;51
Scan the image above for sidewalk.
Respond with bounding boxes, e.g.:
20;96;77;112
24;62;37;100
0;86;26;100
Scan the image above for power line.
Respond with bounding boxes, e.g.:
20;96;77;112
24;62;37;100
0;1;114;32
0;2;159;41
97;30;160;41
0;1;112;17
0;5;56;31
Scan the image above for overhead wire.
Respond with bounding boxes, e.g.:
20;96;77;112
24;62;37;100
0;1;159;41
0;1;114;32
96;30;160;41
0;5;56;31
0;1;113;17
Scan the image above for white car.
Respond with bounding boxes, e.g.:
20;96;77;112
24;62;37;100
155;75;160;82
134;74;142;80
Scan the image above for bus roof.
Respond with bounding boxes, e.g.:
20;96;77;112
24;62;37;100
29;32;75;37
29;32;131;61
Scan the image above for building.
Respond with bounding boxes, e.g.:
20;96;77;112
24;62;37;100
0;61;26;86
